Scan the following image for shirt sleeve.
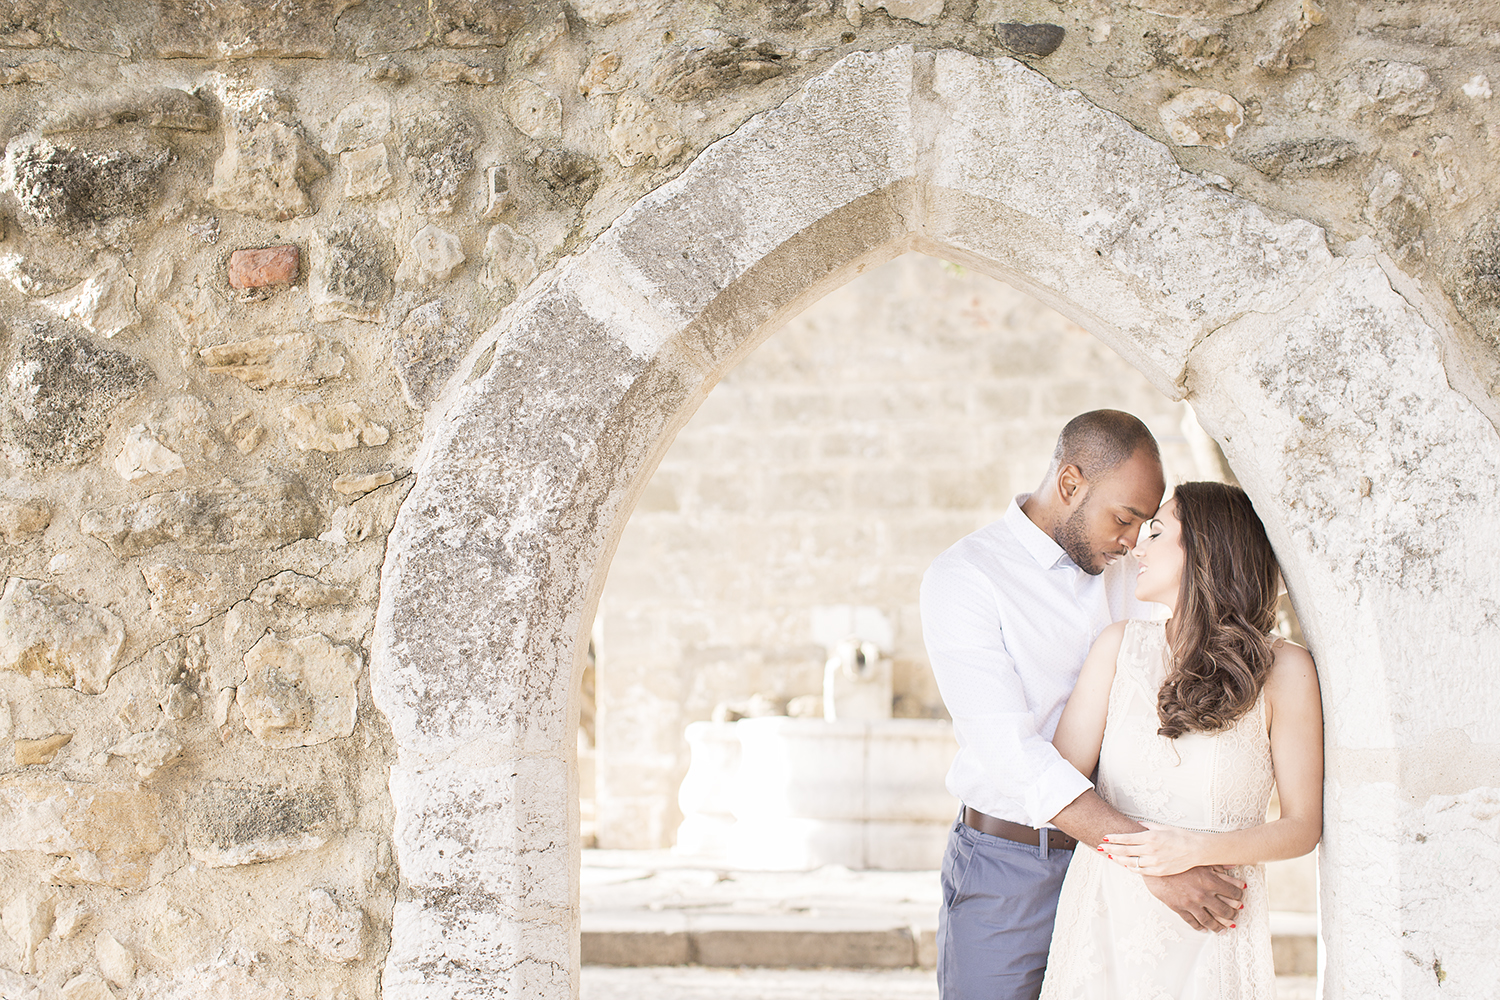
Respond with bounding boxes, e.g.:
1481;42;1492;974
921;553;1093;828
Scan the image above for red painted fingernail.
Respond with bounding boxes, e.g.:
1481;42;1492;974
1097;847;1104;852
1243;883;1248;889
1101;837;1110;842
1239;903;1244;909
1230;924;1236;929
1107;855;1114;860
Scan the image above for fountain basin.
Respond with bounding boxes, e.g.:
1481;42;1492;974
678;717;959;870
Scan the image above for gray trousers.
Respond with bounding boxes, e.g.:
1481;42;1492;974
936;811;1075;1000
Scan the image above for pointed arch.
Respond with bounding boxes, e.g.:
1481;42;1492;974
372;46;1500;999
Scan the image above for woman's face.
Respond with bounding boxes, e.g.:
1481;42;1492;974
1133;495;1185;610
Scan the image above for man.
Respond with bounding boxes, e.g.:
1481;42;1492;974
922;410;1244;1000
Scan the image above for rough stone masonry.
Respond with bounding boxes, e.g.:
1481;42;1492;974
0;3;1496;1000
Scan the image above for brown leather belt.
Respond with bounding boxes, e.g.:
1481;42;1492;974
963;806;1077;852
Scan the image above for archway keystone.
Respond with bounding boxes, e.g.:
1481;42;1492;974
373;46;1500;999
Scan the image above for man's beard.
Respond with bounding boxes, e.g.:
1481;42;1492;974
1055;498;1105;576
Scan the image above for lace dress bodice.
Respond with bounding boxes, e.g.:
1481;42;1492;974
1097;619;1275;836
1040;619;1278;1000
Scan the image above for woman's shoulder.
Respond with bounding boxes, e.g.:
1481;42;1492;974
1264;636;1319;699
1091;618;1162;663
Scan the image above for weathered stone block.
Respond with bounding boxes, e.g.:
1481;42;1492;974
429;0;528;47
396;299;473;409
15;733;71;765
114;425;185;481
340;144;392;199
305;889;365;963
201;333;346;389
95;932;134;989
1159;87;1244;148
0;500;51;545
2;138;169;241
1336;59;1441;121
237;632;361;748
1240;135;1357;178
142;564;226;626
530;148;599;207
2;891;53;974
58;973;113;1000
250;570;356;609
406;226;462;285
1254;0;1325;72
1;325;154;469
0;578;124;694
649;35;790;102
502;79;562;139
150;0;360;59
608;95;686;168
1454;220;1500;344
309;226;392;323
480;224;538;296
0;776;166;888
399;110;479;215
324;98;392;154
207;121;326;222
847;0;942;24
227;245;299;289
43;88;214;133
185;779;340;867
994;23;1065;57
283;399;390;452
384;756;573;997
333;470;397;496
80;472;323;556
0;254;80;296
43;265;140;338
0;62;59;85
579;50;627;97
482;164;512;219
108;729;183;779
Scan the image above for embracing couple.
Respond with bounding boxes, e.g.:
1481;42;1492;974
922;410;1323;999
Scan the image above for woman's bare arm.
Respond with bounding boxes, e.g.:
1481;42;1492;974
1051;620;1126;780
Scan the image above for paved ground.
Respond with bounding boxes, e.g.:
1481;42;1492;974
581;966;1321;999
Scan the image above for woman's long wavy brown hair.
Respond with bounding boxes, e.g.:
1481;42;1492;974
1157;481;1282;738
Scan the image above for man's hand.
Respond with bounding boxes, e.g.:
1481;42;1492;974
1142;867;1244;933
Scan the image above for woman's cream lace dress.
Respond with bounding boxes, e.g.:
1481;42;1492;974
1039;619;1277;1000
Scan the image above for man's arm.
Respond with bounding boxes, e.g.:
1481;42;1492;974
1050;790;1244;932
920;557;1091;825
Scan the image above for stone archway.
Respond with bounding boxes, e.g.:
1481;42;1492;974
371;46;1500;1000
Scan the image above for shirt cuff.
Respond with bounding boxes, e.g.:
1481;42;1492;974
1028;758;1095;829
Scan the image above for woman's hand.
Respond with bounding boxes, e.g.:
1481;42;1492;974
1097;823;1206;877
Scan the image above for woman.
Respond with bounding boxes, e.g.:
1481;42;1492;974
1039;481;1323;999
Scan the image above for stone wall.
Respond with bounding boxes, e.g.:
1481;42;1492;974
592;251;1223;849
0;3;1492;999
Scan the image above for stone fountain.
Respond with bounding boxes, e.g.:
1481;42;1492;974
676;607;958;870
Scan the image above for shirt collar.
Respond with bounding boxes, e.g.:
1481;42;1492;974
1004;494;1081;572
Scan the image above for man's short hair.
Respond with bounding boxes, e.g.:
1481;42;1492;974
1049;409;1160;482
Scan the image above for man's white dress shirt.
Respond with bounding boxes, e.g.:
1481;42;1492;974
921;495;1155;829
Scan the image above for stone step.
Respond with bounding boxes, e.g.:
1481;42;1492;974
582;913;1317;974
582;851;1318;975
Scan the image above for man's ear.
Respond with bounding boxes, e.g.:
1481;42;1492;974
1057;464;1089;507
